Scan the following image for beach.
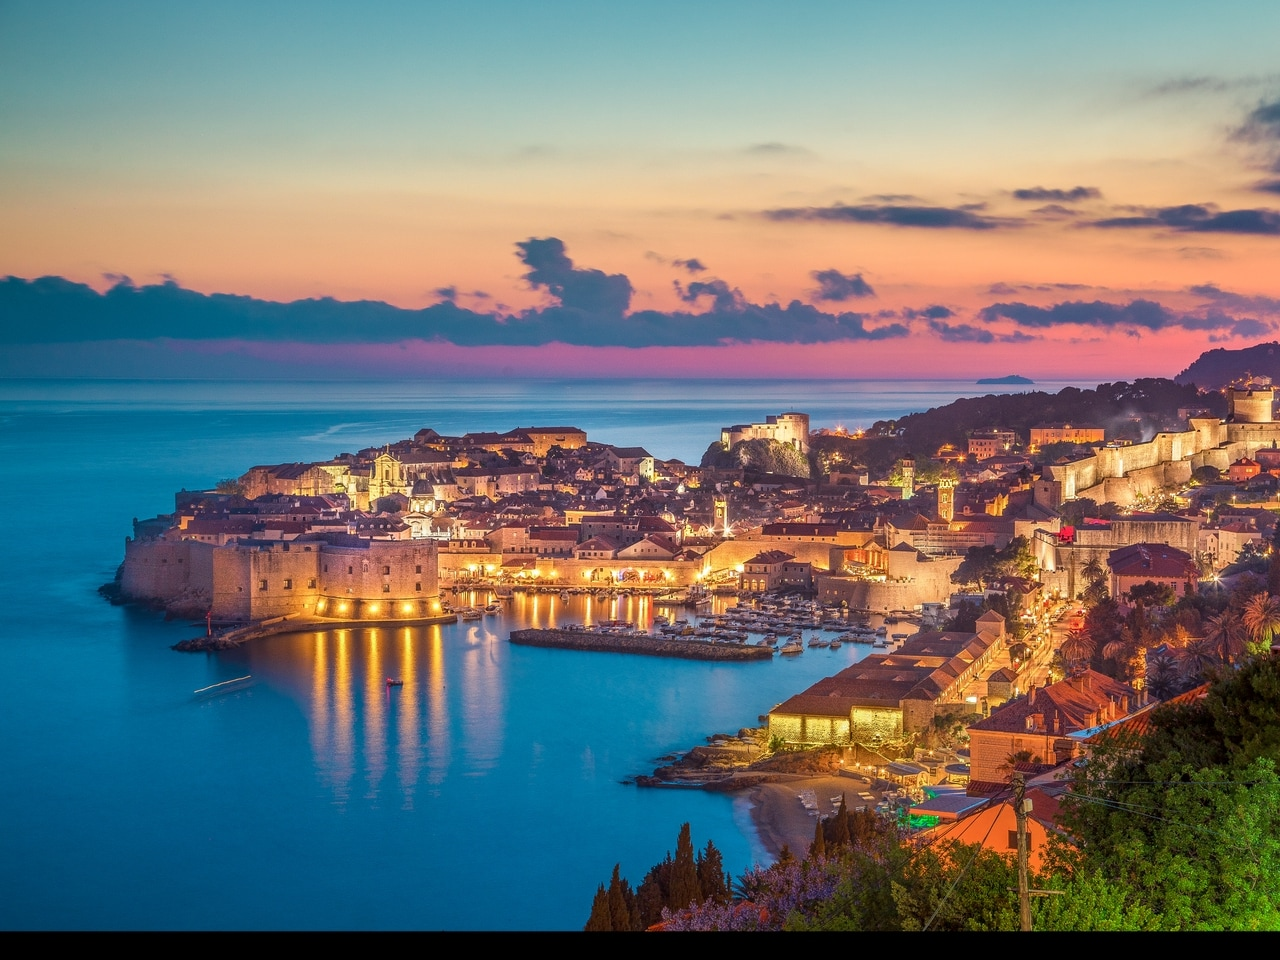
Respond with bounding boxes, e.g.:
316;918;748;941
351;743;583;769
746;775;879;861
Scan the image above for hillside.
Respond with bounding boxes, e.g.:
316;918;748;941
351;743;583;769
1175;341;1280;389
812;378;1225;477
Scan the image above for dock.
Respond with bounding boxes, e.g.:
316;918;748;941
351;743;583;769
509;628;773;661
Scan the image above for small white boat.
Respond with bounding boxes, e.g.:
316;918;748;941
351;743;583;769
459;607;483;621
484;603;501;615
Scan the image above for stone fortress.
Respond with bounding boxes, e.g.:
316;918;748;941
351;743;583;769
721;411;810;454
1033;386;1279;511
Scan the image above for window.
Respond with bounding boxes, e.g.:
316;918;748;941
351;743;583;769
1008;830;1019;850
283;579;293;590
382;583;390;593
415;565;422;574
258;579;268;591
348;566;353;575
308;579;317;589
382;565;391;575
415;582;421;592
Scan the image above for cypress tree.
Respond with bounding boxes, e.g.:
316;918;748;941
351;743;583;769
584;883;612;931
810;817;827;859
669;822;702;911
636;856;671;929
696;839;730;904
606;863;636;931
831;795;852;849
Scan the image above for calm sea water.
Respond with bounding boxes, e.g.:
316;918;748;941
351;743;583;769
0;377;1089;931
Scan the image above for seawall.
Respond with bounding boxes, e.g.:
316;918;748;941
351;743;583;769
509;628;773;661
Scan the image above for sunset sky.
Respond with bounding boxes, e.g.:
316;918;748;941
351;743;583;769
3;1;1280;380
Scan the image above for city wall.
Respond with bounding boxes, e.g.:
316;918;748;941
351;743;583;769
815;554;963;613
1039;418;1280;510
120;537;215;610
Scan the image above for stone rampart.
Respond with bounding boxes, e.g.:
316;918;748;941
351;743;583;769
120;538;214;609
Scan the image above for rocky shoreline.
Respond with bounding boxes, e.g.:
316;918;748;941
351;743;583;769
508;628;774;661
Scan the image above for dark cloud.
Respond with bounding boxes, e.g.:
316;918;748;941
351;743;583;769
1089;203;1280;235
981;297;1273;339
434;286;457;303
1013;186;1101;202
810;269;875;302
861;194;920;203
1235;97;1280;145
986;281;1097;295
517;237;633;317
763;202;1014;230
675;279;743;312
1147;75;1280;98
1032;204;1081;218
0;239;913;349
1233;97;1280;176
903;305;954;320
102;272;134;287
926;320;1036;344
1188;283;1280;315
1256;179;1280;194
645;252;708;274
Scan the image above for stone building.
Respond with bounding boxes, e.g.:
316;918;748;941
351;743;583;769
720;412;810;455
767;613;1007;744
966;670;1142;789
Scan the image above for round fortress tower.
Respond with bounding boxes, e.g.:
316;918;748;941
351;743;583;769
1228;386;1275;423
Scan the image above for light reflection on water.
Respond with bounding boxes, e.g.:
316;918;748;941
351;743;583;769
0;377;1048;929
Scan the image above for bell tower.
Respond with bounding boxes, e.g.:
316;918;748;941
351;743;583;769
938;469;956;522
900;457;915;501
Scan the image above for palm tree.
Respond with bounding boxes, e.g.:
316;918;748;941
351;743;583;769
1204;610;1248;664
1061;629;1096;673
1181;635;1224;681
1147;651;1182;700
1242;592;1280;654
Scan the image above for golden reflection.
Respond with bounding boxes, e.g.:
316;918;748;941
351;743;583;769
363;629;386;800
425;624;451;787
396;628;423;806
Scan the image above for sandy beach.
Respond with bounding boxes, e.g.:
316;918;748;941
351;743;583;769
746;775;880;861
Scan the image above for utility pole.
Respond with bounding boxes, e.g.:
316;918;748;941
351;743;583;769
1013;772;1032;931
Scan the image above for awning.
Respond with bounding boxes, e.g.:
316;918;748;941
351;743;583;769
886;761;927;777
909;794;991;821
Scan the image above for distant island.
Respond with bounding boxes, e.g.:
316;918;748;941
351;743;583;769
976;375;1034;385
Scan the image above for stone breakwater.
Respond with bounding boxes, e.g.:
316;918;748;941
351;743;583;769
508;628;774;662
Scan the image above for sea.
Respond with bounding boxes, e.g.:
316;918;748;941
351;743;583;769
0;376;1092;931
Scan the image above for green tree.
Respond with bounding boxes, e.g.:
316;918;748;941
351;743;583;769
584;883;612;931
668;822;702;911
1242;592;1280;654
809;819;826;860
1031;871;1161;931
1058;658;1280;929
695;840;730;904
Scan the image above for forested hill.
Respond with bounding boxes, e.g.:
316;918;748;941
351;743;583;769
1175;341;1280;389
815;379;1225;476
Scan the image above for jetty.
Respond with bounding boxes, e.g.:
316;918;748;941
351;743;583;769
509;628;773;661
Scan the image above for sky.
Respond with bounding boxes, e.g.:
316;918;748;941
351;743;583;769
3;1;1280;380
